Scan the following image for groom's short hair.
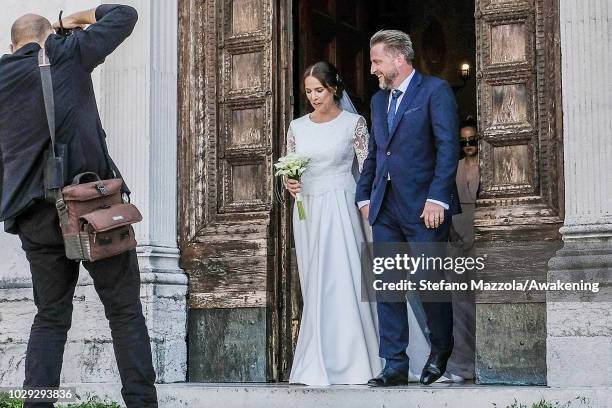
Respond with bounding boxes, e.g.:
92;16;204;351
370;30;415;63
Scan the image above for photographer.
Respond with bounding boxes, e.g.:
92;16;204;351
0;5;157;407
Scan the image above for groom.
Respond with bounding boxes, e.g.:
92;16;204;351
357;29;460;386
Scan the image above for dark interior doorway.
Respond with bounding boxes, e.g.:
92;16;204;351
283;0;477;381
294;0;477;123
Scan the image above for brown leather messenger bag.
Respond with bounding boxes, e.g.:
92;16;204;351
38;48;142;262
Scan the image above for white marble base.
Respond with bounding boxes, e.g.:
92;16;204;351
64;383;612;408
0;247;187;386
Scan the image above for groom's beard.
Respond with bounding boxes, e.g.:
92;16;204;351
378;68;399;90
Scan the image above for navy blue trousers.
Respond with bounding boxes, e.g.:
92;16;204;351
372;183;454;371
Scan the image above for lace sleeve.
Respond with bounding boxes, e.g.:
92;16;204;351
286;124;296;154
353;116;370;172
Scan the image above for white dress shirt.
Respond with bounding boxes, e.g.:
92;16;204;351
358;69;449;211
387;69;415;113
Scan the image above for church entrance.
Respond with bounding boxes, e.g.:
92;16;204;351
280;0;562;384
178;0;562;384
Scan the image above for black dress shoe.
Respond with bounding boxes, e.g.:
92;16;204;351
419;352;452;385
367;367;409;387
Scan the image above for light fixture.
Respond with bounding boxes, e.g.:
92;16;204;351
460;63;471;80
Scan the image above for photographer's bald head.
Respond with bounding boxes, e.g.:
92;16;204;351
10;14;54;53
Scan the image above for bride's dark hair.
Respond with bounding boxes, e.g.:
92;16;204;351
303;61;345;101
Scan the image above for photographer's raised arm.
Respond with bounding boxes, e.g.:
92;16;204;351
52;8;96;31
68;4;138;72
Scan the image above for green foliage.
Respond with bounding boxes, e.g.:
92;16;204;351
495;396;591;408
59;397;121;408
59;396;122;408
0;392;23;408
0;393;121;408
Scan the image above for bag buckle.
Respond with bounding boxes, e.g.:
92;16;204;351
96;183;109;196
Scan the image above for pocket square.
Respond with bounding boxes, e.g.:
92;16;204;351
404;106;421;115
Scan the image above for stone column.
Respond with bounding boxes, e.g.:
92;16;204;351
100;0;187;383
547;0;612;387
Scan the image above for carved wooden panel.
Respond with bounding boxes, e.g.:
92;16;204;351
475;0;563;215
489;0;531;7
225;0;269;40
231;163;263;201
480;140;537;197
221;159;267;211
483;76;536;131
232;109;263;146
491;23;527;63
231;0;262;34
231;51;264;91
493;145;530;185
476;0;547;203
479;6;534;73
229;108;264;147
491;83;528;125
475;0;563;385
479;74;537;197
179;0;276;309
220;98;270;152
180;0;292;382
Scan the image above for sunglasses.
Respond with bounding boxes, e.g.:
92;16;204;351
460;139;478;147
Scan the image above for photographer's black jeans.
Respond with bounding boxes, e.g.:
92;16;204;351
16;200;158;408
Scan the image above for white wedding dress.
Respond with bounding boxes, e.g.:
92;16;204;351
287;110;383;385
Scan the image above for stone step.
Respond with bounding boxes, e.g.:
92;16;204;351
67;383;612;408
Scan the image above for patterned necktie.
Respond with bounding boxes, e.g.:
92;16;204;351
387;89;403;131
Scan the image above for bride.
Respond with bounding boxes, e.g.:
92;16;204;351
284;61;382;385
285;61;467;386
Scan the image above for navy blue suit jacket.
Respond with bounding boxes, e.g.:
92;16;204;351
356;70;461;225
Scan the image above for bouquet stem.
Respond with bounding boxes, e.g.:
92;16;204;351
295;192;306;220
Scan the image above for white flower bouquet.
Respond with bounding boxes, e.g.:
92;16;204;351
274;153;310;220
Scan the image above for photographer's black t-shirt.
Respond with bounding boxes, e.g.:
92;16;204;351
0;4;137;232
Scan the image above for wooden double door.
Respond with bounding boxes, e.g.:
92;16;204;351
178;0;562;383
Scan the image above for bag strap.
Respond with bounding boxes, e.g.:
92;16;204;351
38;48;72;233
97;131;117;179
38;48;57;161
37;48;116;180
71;172;101;185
